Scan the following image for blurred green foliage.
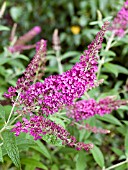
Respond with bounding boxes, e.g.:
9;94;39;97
0;0;127;50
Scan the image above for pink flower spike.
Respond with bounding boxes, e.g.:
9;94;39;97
66;97;128;121
12;116;93;151
17;22;109;116
8;26;42;53
33;26;41;34
111;0;128;37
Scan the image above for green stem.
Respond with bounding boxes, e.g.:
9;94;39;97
97;32;115;79
56;50;63;74
105;32;115;51
0;93;23;141
0;114;21;138
56;115;70;122
6;92;20;125
0;92;21;136
97;57;105;79
105;159;128;170
9;113;22;125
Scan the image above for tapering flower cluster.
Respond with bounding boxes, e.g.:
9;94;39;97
77;123;110;134
52;29;61;51
4;39;47;98
111;0;128;37
16;39;46;90
12;116;93;151
18;22;109;116
9;26;41;53
66;97;128;121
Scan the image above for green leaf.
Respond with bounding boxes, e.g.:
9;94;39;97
125;130;128;157
0;58;12;65
46;66;58;73
76;151;87;170
111;147;123;156
122;121;128;126
42;134;62;146
63;64;73;71
79;15;87;27
67;2;74;16
51;164;59;170
25;165;35;170
2;131;21;168
117;125;127;136
101;50;116;57
70;56;80;63
79;117;95;141
104;58;113;63
15;134;35;152
99;0;109;10
46;55;56;60
0;147;3;162
90;0;97;19
10;7;22;21
114;65;128;75
16;137;35;146
47;50;54;55
104;63;128;77
0;25;10;31
0;105;6;122
49;116;65;128
91;145;104;168
96;114;122;126
118;106;128;111
114;163;127;170
35;140;51;159
16;54;29;61
0;66;6;76
97;90;118;99
89;20;102;26
21;158;48;170
3;105;12;120
61;51;80;60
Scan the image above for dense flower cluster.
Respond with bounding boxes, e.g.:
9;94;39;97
17;21;109;116
111;0;128;37
66;97;128;121
12;116;93;151
9;26;41;53
4;39;47;98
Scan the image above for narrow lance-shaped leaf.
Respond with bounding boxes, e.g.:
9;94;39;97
21;158;48;170
0;25;10;31
91;145;105;168
61;51;80;60
96;114;122;126
35;140;51;159
104;63;128;77
76;151;87;170
2;131;21;169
